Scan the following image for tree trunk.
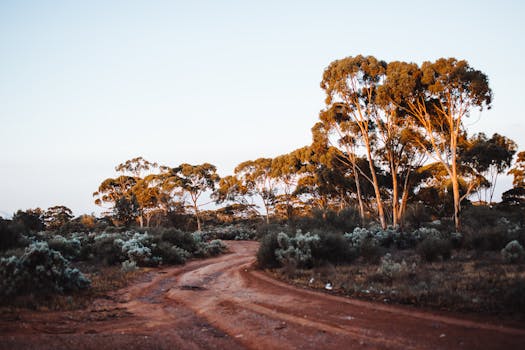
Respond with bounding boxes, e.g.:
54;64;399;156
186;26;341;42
352;162;366;226
365;144;387;229
391;159;399;228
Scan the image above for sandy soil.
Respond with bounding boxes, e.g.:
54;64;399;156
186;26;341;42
1;241;524;349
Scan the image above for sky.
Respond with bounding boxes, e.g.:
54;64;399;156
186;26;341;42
1;0;524;217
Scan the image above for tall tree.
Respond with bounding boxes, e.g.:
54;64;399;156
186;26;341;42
399;58;492;231
320;55;388;228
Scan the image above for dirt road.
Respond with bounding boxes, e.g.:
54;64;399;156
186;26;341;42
1;241;524;349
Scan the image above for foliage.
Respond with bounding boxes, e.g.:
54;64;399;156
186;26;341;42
0;242;90;298
377;253;412;280
0;218;21;251
501;240;525;263
417;236;452;262
47;234;82;260
43;205;74;230
274;231;320;268
311;231;356;265
256;232;281;269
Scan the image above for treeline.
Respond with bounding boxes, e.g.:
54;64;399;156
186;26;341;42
3;55;525;233
84;56;524;232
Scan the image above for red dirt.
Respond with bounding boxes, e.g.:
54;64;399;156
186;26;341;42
1;241;524;349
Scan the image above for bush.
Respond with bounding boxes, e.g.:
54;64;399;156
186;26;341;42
377;253;411;280
0;219;21;251
195;239;227;258
116;232;160;267
47;235;82;260
0;242;90;298
275;231;320;269
311;231;356;265
501;240;525;263
152;241;190;265
91;233;125;265
295;207;360;233
158;228;198;253
257;232;280;269
417;237;452;262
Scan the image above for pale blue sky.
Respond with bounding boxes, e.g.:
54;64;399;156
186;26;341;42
1;0;524;216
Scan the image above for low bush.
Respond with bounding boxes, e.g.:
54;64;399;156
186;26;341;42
501;240;525;263
0;219;21;251
200;239;227;257
257;232;280;269
275;231;320;269
0;242;90;298
47;234;82;260
152;241;190;264
312;231;356;265
376;253;411;280
417;237;452;262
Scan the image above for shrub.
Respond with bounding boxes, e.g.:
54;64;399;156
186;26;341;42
158;228;198;253
311;231;356;265
377;253;411;280
152;241;189;265
417;237;452;262
501;240;525;263
116;232;159;266
47;235;82;260
0;242;90;298
91;233;125;265
0;219;21;251
195;239;227;257
275;231;320;268
295;207;360;233
257;232;280;268
121;259;138;272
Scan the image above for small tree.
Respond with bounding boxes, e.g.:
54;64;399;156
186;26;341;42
43;205;74;230
159;163;219;231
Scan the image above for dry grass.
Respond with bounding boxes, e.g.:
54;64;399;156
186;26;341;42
269;250;525;320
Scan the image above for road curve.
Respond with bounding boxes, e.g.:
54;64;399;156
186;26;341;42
1;241;524;349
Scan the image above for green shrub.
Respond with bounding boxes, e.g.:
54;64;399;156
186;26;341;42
312;231;356;265
0;219;21;251
275;231;320;268
377;253;411;280
158;228;198;253
47;235;82;260
417;237;452;262
501;240;525;263
257;232;280;268
91;233;125;265
0;242;90;298
152;241;190;264
193;239;226;258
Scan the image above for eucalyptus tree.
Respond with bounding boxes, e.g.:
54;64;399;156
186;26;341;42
115;157;158;177
396;58;492;231
158;163;219;231
461;133;517;203
270;147;312;221
94;157;160;227
502;151;525;205
43;205;74;230
234;158;277;224
93;175;139;225
320;55;391;228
